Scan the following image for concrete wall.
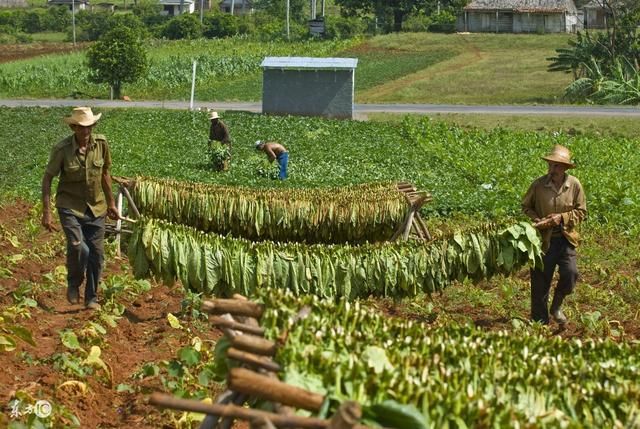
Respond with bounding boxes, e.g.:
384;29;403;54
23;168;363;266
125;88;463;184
262;69;354;119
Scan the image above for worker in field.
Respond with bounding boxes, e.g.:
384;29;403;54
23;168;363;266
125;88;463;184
41;107;119;311
255;140;289;180
208;111;231;145
522;145;587;326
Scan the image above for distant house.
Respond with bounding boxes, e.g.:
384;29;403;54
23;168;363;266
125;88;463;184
159;0;195;15
0;0;28;8
583;0;609;29
219;0;253;15
457;0;581;33
47;0;89;11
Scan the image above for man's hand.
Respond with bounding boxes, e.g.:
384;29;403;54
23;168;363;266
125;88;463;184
533;213;562;230
41;211;58;232
107;205;121;221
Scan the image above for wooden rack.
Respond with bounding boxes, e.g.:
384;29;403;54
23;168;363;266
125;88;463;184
149;294;379;429
392;182;432;241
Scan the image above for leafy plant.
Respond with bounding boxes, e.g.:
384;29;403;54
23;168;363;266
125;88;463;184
207;141;231;171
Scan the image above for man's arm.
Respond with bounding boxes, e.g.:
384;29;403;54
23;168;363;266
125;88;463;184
560;182;587;228
101;168;119;220
521;182;540;222
264;145;277;162
41;172;56;231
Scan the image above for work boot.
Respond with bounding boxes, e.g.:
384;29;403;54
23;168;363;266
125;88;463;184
550;293;567;325
66;286;80;305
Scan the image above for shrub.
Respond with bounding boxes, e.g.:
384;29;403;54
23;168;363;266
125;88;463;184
427;10;456;33
402;12;432;32
161;14;203;40
202;12;239;38
323;15;365;39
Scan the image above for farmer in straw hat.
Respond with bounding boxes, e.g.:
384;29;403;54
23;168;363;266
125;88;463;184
208;111;230;146
522;145;587;326
41;107;119;310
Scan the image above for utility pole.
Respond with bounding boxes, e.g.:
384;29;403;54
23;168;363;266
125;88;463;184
230;0;235;15
200;0;204;23
71;0;76;46
286;0;290;40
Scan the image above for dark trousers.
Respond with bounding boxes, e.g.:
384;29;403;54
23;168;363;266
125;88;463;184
58;208;105;304
530;236;578;324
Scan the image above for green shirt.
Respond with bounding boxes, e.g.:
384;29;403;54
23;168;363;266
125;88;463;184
522;173;587;252
45;134;112;218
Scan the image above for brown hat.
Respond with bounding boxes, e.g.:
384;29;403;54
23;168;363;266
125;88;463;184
63;107;102;126
542;145;575;168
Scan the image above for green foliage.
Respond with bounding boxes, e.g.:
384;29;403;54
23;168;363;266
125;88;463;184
323;15;366;39
258;288;640;427
207;141;231;171
128;217;541;298
161;14;203;40
86;25;149;99
202;12;242;38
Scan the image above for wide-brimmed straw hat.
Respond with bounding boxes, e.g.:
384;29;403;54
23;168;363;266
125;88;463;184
63;107;102;126
209;111;220;120
542;145;575;168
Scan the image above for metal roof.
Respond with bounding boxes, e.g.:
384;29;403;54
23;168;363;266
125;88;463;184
261;57;358;70
464;0;577;13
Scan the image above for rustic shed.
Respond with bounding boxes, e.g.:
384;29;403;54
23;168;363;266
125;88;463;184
158;0;194;15
260;57;358;119
457;0;580;33
583;0;608;29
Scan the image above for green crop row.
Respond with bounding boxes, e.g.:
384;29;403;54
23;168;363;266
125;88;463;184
1;107;638;236
0;37;355;98
128;217;541;298
256;288;640;428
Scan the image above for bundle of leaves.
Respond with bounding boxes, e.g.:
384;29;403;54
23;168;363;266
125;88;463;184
207;141;231;171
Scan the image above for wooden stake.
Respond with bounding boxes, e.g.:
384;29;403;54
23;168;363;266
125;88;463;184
227;347;281;372
202;299;264;319
231;334;277;356
228;368;324;412
210;316;265;336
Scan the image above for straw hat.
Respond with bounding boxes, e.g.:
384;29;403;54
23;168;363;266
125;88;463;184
542;145;575;168
63;107;102;126
209;111;220;120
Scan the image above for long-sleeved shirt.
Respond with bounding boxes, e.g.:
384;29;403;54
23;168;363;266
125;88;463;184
209;120;230;144
522;173;587;252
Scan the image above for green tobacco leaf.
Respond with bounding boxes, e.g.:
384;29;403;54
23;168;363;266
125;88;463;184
178;346;201;367
60;330;81;350
363;346;393;374
368;400;427;429
0;334;17;352
6;324;35;346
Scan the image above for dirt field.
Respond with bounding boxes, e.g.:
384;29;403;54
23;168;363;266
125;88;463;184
0;201;229;427
0;43;86;64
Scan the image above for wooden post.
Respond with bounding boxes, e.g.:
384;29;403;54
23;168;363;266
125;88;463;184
202;299;264;319
231;334;277;356
121;185;141;218
228;368;324;412
227;347;282;372
210;316;265;336
115;190;123;257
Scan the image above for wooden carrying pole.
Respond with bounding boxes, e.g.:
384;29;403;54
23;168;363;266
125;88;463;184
202;299;264;319
150;393;375;429
228;368;324;412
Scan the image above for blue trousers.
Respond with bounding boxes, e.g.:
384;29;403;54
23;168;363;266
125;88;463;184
277;152;289;180
58;208;105;304
530;236;578;324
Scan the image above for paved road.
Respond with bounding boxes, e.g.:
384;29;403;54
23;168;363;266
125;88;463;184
2;99;640;117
